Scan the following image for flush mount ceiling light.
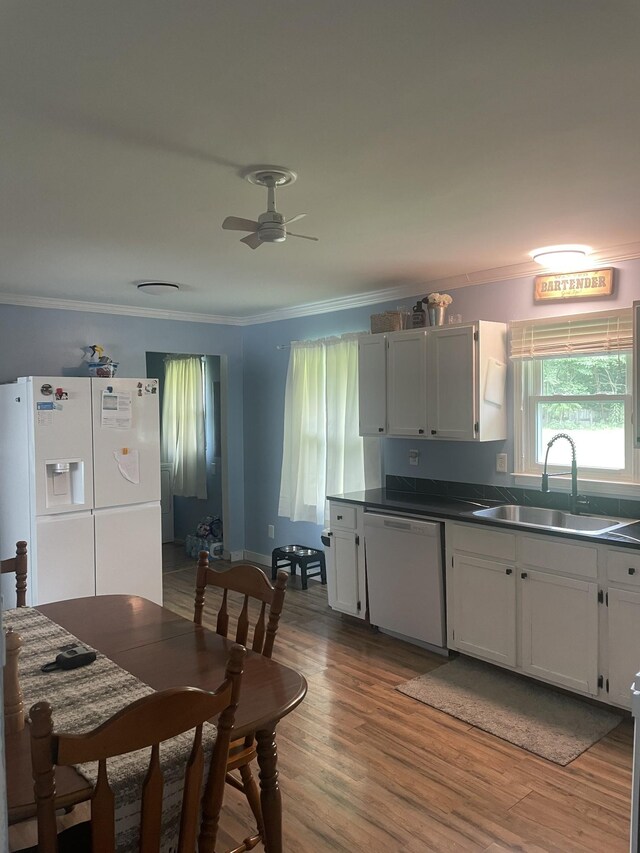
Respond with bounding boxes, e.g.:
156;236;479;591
529;244;593;271
136;281;181;296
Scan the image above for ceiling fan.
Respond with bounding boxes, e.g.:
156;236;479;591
222;167;319;249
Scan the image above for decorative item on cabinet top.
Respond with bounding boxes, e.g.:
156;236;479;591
370;310;405;333
426;292;453;327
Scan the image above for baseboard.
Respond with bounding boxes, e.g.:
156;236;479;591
243;550;271;568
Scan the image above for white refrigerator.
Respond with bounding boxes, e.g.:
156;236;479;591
0;376;163;607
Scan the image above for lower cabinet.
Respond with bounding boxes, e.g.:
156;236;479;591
520;569;598;695
326;501;366;620
451;554;516;667
607;587;640;707
328;528;362;617
447;523;602;700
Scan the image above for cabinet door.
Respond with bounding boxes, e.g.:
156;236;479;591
358;335;387;435
607;587;640;708
328;528;362;617
386;331;427;436
426;325;476;440
520;570;598;695
451;554;516;666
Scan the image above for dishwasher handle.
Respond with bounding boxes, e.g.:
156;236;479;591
363;513;441;537
380;518;413;531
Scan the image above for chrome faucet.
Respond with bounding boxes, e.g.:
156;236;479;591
541;432;589;515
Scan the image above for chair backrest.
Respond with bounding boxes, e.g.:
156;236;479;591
194;554;287;659
29;644;246;853
0;540;28;607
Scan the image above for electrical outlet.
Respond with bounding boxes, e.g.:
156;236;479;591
496;453;508;473
267;524;275;539
408;449;419;466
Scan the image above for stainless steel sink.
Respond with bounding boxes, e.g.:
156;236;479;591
471;504;636;535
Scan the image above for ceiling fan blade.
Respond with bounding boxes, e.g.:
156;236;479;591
284;213;307;225
288;232;319;242
240;232;263;249
222;216;260;232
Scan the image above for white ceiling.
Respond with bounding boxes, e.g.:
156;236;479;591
1;1;640;322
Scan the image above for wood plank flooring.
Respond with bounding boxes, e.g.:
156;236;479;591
162;545;634;853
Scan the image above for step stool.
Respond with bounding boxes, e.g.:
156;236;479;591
271;545;327;590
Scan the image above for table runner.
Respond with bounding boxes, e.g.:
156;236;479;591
6;607;217;852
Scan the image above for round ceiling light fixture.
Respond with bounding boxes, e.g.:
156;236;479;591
529;244;592;271
136;281;181;296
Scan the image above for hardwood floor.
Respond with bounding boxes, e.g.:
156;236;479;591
162;545;634;852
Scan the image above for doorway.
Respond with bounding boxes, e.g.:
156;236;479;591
146;353;224;573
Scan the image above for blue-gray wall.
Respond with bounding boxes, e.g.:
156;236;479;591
0;305;245;553
1;259;637;562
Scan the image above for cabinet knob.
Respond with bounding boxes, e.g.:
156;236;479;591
418;429;424;434
378;427;384;432
431;430;437;435
521;572;528;579
505;568;513;575
629;567;636;575
337;514;343;520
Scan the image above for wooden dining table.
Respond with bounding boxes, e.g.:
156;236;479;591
6;595;308;853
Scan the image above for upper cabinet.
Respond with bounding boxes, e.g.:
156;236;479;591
358;334;388;436
358;320;507;441
427;321;507;441
634;300;639;448
386;330;428;436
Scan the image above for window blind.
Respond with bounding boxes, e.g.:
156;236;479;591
510;308;633;359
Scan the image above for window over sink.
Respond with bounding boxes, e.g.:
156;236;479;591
511;308;636;485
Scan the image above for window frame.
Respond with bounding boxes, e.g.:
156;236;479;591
514;348;637;487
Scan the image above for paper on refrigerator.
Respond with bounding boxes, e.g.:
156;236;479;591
113;449;140;484
101;390;133;429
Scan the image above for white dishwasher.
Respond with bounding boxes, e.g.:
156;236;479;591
363;511;446;650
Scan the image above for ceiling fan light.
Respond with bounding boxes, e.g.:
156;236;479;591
530;245;592;271
258;227;286;243
136;281;181;296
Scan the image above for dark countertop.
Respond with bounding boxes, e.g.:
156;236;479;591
327;488;640;550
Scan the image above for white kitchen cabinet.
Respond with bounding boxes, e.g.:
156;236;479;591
326;501;366;619
357;321;506;440
447;522;600;698
426;321;507;441
605;546;640;708
386;330;428;436
520;569;599;695
358;334;387;436
450;553;516;666
607;587;640;707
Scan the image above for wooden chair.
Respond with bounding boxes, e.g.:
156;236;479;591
1;540;28;607
194;554;288;853
29;643;246;853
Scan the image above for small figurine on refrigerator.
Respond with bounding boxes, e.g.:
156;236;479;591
87;345;104;363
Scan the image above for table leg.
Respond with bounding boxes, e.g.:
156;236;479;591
255;726;282;853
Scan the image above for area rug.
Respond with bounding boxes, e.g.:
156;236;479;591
396;657;623;765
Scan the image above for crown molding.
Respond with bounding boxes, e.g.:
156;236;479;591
1;240;639;326
0;293;245;324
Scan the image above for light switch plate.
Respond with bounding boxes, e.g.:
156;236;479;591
496;453;508;473
409;449;419;466
268;524;275;538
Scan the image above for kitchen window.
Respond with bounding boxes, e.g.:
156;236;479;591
511;308;635;486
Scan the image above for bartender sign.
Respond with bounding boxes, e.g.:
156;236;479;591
534;268;614;302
